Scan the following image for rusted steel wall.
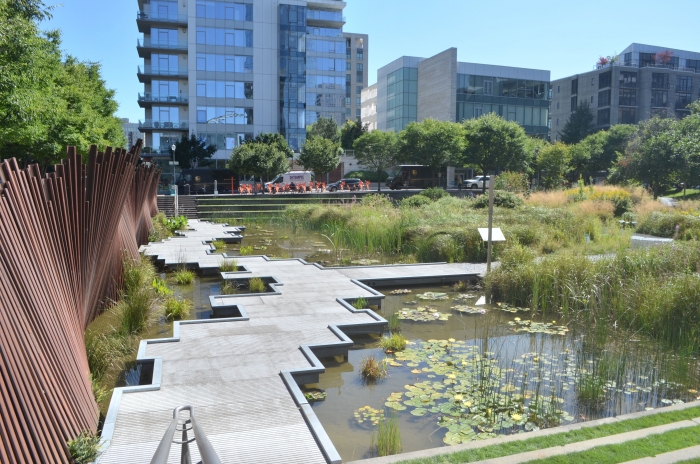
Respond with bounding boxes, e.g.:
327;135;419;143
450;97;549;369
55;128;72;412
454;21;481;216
0;142;159;463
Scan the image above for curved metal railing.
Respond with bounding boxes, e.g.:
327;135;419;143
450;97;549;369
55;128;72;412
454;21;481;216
150;406;222;464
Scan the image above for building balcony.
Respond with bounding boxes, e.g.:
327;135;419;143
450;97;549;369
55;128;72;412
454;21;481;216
306;0;346;10
137;38;187;58
138;93;189;108
137;66;188;83
136;11;187;33
676;101;693;111
676;86;694;93
306;11;345;27
138;120;189;132
651;83;671;89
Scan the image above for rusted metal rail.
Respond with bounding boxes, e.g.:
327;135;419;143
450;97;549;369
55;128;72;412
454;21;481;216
0;141;159;463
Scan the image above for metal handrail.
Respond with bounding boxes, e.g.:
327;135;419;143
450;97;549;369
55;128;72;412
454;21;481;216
151;406;222;464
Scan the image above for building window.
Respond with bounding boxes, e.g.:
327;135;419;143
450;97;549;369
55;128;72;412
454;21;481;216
618;107;636;124
356;97;361;106
677;93;693;112
556;118;559;126
597;108;610;126
619;88;637;106
356;109;361;119
346;61;351;71
196;2;252;21
571;79;578;95
624;52;632;66
484;80;493;96
196;80;253;99
640;53;656;68
571;96;577;110
346;74;351;83
557;85;560;93
356;72;363;83
357;63;363;72
688;59;700;72
345;97;350;106
677;76;692;93
598;89;610;107
196;106;253;124
591;96;594;104
357;50;363;60
652;73;669;89
619;71;637;88
651;90;668;108
556;102;560;109
599;71;612;89
196;27;253;47
346;108;350;116
356;86;362;94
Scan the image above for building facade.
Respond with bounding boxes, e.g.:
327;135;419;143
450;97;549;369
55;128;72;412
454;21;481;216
342;32;368;123
137;0;358;176
371;48;550;137
361;83;377;131
551;44;700;141
121;119;144;151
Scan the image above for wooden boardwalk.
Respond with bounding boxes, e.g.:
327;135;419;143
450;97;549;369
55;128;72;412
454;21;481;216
98;221;485;463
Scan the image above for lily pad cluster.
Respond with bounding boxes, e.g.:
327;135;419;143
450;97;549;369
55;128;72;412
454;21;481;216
304;390;327;401
417;292;449;301
390;289;412;295
508;319;569;335
498;303;532;313
398;306;451;322
454;293;477;301
354;406;384;426
451;305;486;315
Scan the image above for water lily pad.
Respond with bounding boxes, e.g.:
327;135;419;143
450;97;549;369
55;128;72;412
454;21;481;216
497;302;532;313
390;289;412;295
398;306;451;322
417;292;449;301
304;390;327;401
451;305;486;315
354;406;384;426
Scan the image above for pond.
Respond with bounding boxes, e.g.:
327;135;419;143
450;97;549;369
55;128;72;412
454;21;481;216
304;285;700;461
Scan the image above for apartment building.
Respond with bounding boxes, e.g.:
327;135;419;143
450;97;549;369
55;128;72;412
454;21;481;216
551;43;700;140
370;48;550;137
136;0;358;178
343;32;368;123
361;83;377;131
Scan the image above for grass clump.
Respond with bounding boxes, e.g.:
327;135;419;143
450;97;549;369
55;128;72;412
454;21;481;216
67;431;100;464
151;277;171;296
84;332;131;383
637;211;700;239
149;213;188;242
360;355;387;382
352;297;368;309
388;310;401;333
211;239;227;250
380;333;407;352
473;190;524;209
174;268;195;285
219;258;239;272
118;257;158;336
401;195;432;208
164;297;191;321
371;414;402;457
221;280;239;295
419;187;450;201
248;277;266;293
239;245;254;255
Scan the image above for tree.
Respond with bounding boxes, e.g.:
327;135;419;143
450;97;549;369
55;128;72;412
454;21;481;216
398;119;464;187
174;134;216;169
537;142;571;190
252;132;293;159
462;113;530;192
560;102;595;145
617;118;682;199
307;116;340;144
298;137;341;179
353;131;398;192
341;120;368;150
228;141;288;182
570;125;636;178
672;112;700;196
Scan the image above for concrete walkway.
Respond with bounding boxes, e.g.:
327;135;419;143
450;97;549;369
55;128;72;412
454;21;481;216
98;220;484;464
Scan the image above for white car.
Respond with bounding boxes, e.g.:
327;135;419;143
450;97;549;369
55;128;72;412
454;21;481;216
464;176;490;189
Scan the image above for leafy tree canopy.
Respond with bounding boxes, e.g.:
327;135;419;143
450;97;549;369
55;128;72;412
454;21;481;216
561;102;595;145
570;124;636;176
341;120;368;149
252;132;293;159
353;130;398;191
462;113;530;187
398;119;465;186
228;141;288;182
537;142;572;190
307;116;340;144
174;133;216;169
298;136;341;177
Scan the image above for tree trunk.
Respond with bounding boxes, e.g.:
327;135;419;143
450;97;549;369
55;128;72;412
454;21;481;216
377;169;381;192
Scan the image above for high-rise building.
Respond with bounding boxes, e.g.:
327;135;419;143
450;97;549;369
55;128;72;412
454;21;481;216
361;83;377;131
342;32;368;123
370;48;550;137
136;0;358;179
551;43;700;141
121;118;144;150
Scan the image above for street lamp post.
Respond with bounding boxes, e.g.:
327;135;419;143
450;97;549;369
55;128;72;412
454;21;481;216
168;144;179;195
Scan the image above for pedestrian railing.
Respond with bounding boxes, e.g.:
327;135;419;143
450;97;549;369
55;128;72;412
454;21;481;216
150;406;222;464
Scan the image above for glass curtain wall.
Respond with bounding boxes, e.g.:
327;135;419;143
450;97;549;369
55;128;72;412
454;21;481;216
386;67;417;132
279;5;307;150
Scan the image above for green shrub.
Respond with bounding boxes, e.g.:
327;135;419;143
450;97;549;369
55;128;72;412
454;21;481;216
164;215;188;233
119;257;157;335
352;297;367;309
175;269;195;285
239;245;254;255
211;239;226;250
361;194;393;208
67;431;100;464
401;195;432;208
493;171;529;193
419;187;450;201
345;170;389;182
473;190;524;209
379;333;407;352
219;258;239;272
221;280;239;295
589;189;632;216
164;297;191;321
637;211;700;238
248;277;266;293
151;277;171;296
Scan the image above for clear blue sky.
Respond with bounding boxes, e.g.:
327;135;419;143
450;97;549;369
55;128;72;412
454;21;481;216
42;0;700;123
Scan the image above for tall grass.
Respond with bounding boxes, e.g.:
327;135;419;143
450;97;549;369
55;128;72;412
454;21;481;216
164;297;191;321
117;257;158;336
352;297;367;309
370;414;402;457
379;333;407;352
219;258;239;272
248;277;266;293
360;356;387;383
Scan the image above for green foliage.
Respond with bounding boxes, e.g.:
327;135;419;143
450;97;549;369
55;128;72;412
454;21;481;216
588;188;632;216
84;332;129;383
211;239;226;251
151;277;172;296
344;170;389;182
307;116;340;144
360;355;386;382
353;130;399;191
420;187;450;201
118;257;157;335
398;119;465;186
67;431;100;464
248;277;266;293
571;124;636;175
252;132;294;158
149;212;172;241
379;333;408;352
636;211;700;239
537;142;571;190
219;258;239;272
462;113;531;182
90;374;109;405
561;102;595;144
371;414;402;457
221;280;238;295
299;136;341;176
401;195;432;208
174;133;216;169
163;215;188;234
229;140;290;182
174;269;195;285
361;194;393;208
473;191;524;209
239;245;254;255
341;119;368;149
493;171;529;193
164;297;190;321
352;297;367;309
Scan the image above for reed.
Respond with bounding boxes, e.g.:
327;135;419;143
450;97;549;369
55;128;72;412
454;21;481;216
164;297;191;321
379;333;407;352
219;258;239;272
239;245;254;256
174;269;195;285
118;257;158;335
221;280;239;295
211;239;227;250
370;414;402;457
248;277;266;293
352;297;367;310
360;355;387;383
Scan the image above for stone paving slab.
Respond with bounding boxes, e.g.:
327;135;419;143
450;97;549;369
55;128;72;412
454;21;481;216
99;220;484;463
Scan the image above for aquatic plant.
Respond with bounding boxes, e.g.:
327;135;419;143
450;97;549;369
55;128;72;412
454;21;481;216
371;414;402;457
118;257;158;335
67;431;100;464
354;406;384;426
248;277;266;293
388;310;402;333
211;239;226;250
174;269;195;285
380;333;408;352
239;245;254;255
151;277;171;296
220;280;239;295
219;258;239;272
164;297;191;321
398;306;451;322
451;305;486;315
417;292;449;300
304;390;327;402
352;297;368;310
360;356;387;383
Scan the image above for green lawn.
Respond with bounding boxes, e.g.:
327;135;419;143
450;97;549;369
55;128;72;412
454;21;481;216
397;407;700;464
529;426;700;464
663;189;700;200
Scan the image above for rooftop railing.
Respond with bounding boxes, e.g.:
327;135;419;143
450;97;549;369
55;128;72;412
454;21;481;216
137;38;188;51
138;93;189;104
138;120;189;130
137;11;187;23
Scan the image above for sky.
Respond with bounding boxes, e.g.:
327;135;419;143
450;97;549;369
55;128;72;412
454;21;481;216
42;0;700;124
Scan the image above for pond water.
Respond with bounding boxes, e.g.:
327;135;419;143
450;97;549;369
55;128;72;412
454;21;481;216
304;285;700;461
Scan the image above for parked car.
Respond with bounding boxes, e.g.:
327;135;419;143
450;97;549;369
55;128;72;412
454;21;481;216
464;176;490;189
327;178;362;192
